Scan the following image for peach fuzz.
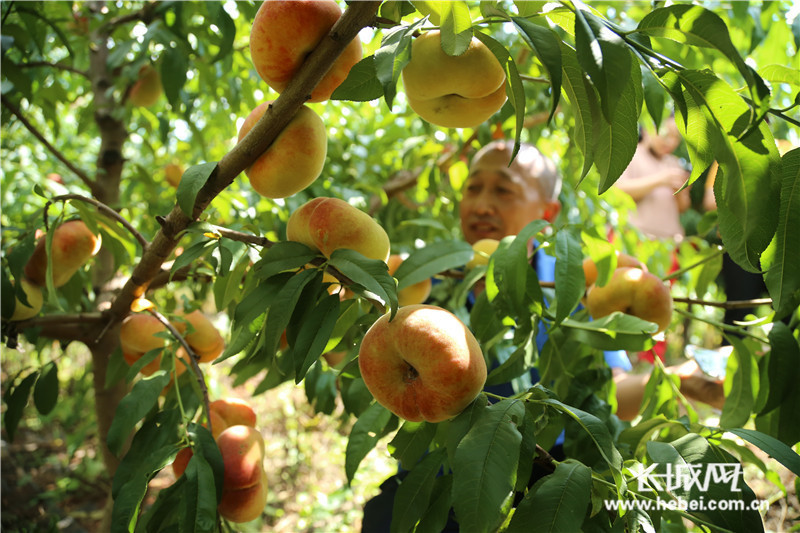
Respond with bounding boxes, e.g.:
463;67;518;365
180;310;225;363
217;469;268;523
249;0;362;103
358;304;487;423
216;425;266;490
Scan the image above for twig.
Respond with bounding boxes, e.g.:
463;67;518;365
145;308;213;437
44;193;149;250
672;296;772;310
209;225;274;248
16;60;89;78
1;94;97;194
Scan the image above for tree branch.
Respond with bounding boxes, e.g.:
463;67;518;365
672;296;772;310
103;2;383;332
1;94;98;194
44;193;149;250
16;60;89;78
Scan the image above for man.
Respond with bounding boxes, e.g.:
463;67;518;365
361;140;722;532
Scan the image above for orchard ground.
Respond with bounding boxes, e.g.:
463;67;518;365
1;341;395;532
1;338;797;532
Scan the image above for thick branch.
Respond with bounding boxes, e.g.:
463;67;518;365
1;94;98;193
103;2;382;330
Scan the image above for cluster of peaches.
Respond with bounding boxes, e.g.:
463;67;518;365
9;219;101;322
172;398;267;523
119;309;225;381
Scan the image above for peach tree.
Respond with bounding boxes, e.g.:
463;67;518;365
1;1;799;532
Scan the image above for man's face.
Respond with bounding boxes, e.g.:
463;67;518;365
459;149;554;244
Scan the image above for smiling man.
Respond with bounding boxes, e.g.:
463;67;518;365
459;140;562;244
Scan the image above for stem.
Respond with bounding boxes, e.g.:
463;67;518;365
662;247;725;281
673;307;768;344
1;94;97;193
672;296;772;310
44;193;149;250
16;60;89;78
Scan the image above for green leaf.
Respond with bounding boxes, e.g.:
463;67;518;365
452;399;524;533
207;3;235;63
394;240;473;290
161;45;188;107
176;161;216;218
438;2;472;56
491;220;549;320
638;4;770;121
727;428;800;478
345;402;394;483
485;334;535;386
416;474;454;533
561;313;656;351
375;19;427;110
261;268;320;360
507;459;592;533
293;294;341;382
511;17;563;122
757;323;799;414
3;371;37;442
591;51;642;194
473;31;526;158
678;69;781;272
574;8;632;122
763;148;800;317
559;41;596;179
411;1;441;25
537;398;623;480
720;335;756;429
389;420;437;470
331;55;384;101
390;448;447;533
107;372;171;457
553;226;585;324
182;439;221;532
328;248;398;317
33;361;58;415
253;241;318;280
169;238;216;280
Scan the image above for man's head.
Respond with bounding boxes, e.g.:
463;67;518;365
459;140;561;244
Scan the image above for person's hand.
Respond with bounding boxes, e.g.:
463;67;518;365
665;168;690;192
668;359;725;409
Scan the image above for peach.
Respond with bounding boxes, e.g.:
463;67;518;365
583;251;647;288
217;469;268;523
179;310;225;363
249;0;363;103
387;254;431;306
286;197;390;262
237;101;327;198
120;313;168;355
164;163;184;187
209;398;257;431
402;30;507;128
24;220;101;288
9;278;43;321
584;267;673;333
216;425;266;490
358;304;487;423
465;238;500;270
128;64;162;107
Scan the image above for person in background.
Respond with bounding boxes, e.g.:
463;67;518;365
361;140;722;533
614;115;691;242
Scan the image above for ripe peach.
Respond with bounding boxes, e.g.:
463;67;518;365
128;65;162;107
583;251;647;288
358;304;487;423
585;267;673;333
465;238;500;270
237;101;327;198
24;220;101;288
286;197;391;262
9;278;43;321
179;310;225;363
402;30;507;128
218;469;268;523
387;254;431;306
249;0;362;103
120;313;168;355
216;425;266;490
164;163;184;187
209;398;257;432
